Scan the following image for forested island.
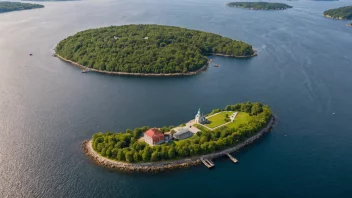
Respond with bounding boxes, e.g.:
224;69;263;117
23;0;74;1
84;102;275;172
55;24;255;76
323;6;352;20
226;2;292;10
0;2;44;13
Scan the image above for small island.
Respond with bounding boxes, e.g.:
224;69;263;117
226;2;292;10
55;24;255;76
22;0;74;1
84;102;275;172
0;2;44;13
323;6;352;20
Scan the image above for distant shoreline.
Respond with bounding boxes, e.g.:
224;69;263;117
83;116;275;173
323;14;346;20
55;52;256;77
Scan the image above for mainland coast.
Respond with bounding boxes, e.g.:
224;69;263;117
83;116;275;173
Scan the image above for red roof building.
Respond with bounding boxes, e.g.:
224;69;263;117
144;128;165;145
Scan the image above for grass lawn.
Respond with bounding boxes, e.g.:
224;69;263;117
225;112;252;129
205;111;234;128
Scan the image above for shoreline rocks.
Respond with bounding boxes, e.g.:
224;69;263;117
55;52;255;77
83;116;276;173
323;14;345;20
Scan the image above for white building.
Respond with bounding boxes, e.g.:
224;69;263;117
195;108;207;124
144;128;165;146
173;127;193;140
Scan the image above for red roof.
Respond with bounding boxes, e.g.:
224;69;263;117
144;128;164;143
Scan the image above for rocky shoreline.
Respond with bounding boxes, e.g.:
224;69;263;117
55;51;256;77
83;116;276;173
323;14;345;20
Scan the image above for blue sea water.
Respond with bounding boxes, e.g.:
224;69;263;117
0;0;352;197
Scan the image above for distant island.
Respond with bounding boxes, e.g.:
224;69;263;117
323;6;352;20
226;2;292;10
55;24;255;76
0;2;44;13
84;102;275;172
22;0;74;1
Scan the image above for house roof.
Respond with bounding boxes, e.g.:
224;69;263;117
173;127;190;136
144;128;164;139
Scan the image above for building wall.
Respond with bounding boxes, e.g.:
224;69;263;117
174;132;192;140
144;134;153;145
144;134;164;145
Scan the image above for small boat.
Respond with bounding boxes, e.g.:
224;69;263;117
214;64;220;67
81;70;87;73
29;53;33;56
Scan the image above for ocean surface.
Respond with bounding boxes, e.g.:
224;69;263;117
1;0;352;197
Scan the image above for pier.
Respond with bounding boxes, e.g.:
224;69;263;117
226;153;238;163
201;158;215;169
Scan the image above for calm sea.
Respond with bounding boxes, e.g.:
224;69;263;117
0;0;352;197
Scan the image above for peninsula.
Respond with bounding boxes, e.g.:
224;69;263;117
55;24;255;76
0;2;44;13
323;6;352;20
84;102;275;172
226;2;292;10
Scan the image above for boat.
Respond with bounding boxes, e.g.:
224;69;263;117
214;64;220;67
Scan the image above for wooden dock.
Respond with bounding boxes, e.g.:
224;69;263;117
226;153;238;163
201;158;215;169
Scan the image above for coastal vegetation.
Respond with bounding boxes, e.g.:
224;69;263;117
91;102;272;163
0;2;44;13
323;6;352;20
226;2;292;10
55;24;255;74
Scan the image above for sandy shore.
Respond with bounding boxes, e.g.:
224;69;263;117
55;51;256;77
83;116;276;173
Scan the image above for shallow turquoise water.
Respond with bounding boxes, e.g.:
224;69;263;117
0;0;352;197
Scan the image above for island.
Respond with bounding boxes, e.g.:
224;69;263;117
83;102;276;172
323;6;352;20
22;0;74;1
226;2;292;10
55;24;256;76
0;2;44;13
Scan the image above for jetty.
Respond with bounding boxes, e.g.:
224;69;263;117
201;158;215;169
226;153;238;163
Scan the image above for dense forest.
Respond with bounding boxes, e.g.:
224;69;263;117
91;102;272;163
226;2;292;10
23;0;73;1
55;25;255;74
0;2;44;13
323;6;352;20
